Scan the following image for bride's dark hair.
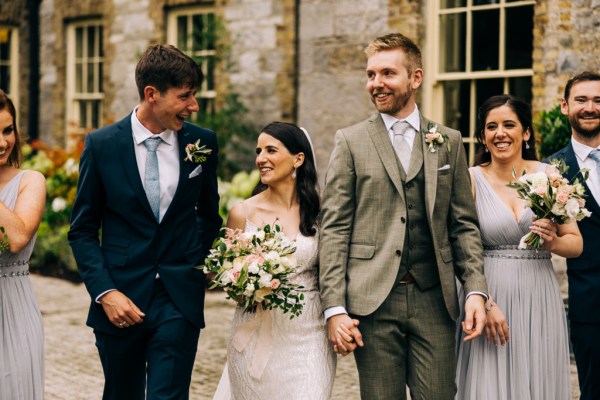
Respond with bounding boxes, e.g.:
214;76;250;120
252;122;320;237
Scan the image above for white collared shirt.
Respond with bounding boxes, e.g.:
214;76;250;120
570;137;600;202
381;105;421;149
131;108;180;222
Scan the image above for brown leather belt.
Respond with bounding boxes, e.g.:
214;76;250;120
398;272;416;284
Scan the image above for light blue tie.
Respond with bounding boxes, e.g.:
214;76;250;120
392;121;411;171
143;137;161;221
588;149;600;180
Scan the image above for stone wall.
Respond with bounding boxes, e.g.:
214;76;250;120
297;0;424;176
0;0;30;137
532;0;600;114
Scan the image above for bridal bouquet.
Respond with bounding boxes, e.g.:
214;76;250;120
201;223;304;318
507;160;591;249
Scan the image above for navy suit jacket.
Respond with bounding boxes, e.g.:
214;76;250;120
68;114;222;335
547;144;600;323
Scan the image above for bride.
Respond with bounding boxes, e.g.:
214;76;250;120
213;122;336;399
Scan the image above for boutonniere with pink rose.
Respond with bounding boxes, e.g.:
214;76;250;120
425;123;451;153
184;139;212;163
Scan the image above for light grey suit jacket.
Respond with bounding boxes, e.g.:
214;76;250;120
319;113;487;320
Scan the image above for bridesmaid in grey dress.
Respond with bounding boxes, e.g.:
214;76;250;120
456;95;582;399
213;122;336;400
0;90;47;400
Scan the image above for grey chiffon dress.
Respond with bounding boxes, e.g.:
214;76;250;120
214;220;336;400
455;165;571;400
0;171;44;400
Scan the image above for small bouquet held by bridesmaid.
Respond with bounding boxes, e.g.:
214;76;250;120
507;160;591;249
201;223;304;318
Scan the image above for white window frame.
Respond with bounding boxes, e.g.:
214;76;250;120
166;5;218;113
0;26;19;111
66;20;104;144
423;0;535;164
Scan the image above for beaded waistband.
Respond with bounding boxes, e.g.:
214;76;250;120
483;245;551;260
0;260;31;277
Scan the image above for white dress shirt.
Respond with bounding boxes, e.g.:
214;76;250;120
131;108;180;222
571;137;600;202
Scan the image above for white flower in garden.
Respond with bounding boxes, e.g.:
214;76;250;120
52;197;68;212
64;158;79;177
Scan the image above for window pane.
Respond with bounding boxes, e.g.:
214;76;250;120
0;28;10;59
87;62;95;93
439;13;466;73
206;56;215;91
76;63;83;92
443;80;471;137
79;101;88;128
87;27;95;58
192;14;204;52
505;6;533;69
76;27;83;58
472;9;499;71
440;0;466;8
177;16;188;50
98;61;103;92
92;100;101;127
509;76;532;105
98;27;104;56
207;13;216;50
475;78;504;113
473;0;500;5
0;66;9;92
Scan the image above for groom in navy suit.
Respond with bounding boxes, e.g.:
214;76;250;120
546;71;600;400
69;44;222;400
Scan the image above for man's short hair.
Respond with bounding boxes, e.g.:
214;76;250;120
564;71;600;101
364;33;422;76
135;44;203;100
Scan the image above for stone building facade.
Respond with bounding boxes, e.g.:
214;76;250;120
1;0;599;168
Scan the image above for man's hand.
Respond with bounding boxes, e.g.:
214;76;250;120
99;291;145;329
326;314;364;356
461;294;486;342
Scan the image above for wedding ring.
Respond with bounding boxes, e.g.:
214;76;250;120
119;321;126;327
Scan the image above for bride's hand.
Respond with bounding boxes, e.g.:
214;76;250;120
484;300;509;346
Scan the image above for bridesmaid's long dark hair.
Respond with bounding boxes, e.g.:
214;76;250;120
253;122;320;237
474;94;538;166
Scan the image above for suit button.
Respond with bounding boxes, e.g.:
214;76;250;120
396;250;402;256
407;265;412;271
408;204;413;209
401;217;406;223
410;245;415;250
406;183;412;189
409;224;414;230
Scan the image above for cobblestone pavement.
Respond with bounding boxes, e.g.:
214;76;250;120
33;274;579;400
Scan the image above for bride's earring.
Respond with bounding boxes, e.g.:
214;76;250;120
292;168;297;179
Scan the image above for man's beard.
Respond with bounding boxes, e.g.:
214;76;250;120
569;112;600;138
372;84;414;116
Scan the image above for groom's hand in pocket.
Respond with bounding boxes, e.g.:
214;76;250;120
100;291;146;328
327;314;363;356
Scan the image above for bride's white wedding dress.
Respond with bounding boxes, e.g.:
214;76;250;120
213;220;336;400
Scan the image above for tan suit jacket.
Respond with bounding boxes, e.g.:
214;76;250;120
319;113;487;320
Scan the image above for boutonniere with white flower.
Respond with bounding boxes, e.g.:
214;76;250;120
184;139;212;163
425;123;451;153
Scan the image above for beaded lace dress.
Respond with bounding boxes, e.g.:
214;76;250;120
455;165;570;400
213;220;336;400
0;171;44;400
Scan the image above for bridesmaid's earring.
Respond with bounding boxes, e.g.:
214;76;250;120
525;142;530;150
484;146;489;153
292;168;297;179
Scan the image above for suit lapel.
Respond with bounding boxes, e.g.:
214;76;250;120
420;116;439;220
117;115;155;218
367;114;404;195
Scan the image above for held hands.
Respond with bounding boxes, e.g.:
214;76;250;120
529;218;559;251
99;291;145;329
461;294;487;342
327;314;364;357
483;299;510;346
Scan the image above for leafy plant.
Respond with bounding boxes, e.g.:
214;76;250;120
536;104;571;160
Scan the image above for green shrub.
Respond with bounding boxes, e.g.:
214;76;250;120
536;104;571;160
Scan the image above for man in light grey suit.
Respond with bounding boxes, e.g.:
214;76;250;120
319;33;488;399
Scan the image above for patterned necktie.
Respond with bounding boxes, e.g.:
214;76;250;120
392;120;411;171
589;149;600;180
143;137;161;221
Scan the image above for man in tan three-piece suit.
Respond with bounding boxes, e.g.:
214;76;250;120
319;33;489;399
